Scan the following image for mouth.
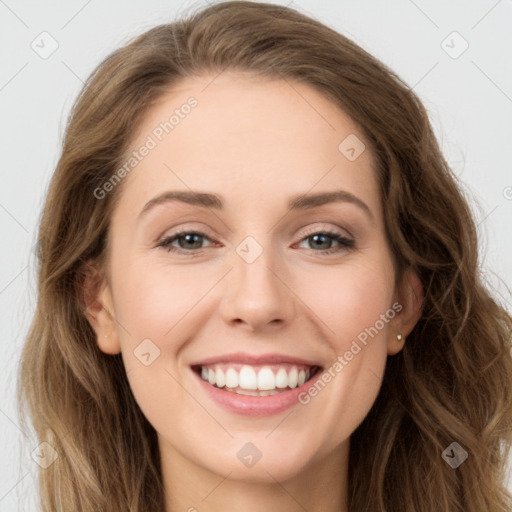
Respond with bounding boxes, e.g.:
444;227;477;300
189;352;325;416
191;363;323;397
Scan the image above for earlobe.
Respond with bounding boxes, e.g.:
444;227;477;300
387;267;424;355
80;261;121;355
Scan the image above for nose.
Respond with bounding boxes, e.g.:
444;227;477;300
218;248;296;332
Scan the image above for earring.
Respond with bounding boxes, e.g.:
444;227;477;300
397;333;403;342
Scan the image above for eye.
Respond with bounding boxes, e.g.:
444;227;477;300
156;230;215;254
296;230;355;254
156;228;355;255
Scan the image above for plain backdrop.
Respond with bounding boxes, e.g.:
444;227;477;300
1;0;511;510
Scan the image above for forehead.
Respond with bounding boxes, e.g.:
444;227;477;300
116;71;379;217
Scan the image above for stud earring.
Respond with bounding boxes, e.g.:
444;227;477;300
397;333;403;342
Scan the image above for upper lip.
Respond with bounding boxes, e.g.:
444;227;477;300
190;352;322;367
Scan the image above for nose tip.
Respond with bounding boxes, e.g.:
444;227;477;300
219;256;295;332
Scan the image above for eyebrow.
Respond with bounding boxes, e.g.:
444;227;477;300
139;189;374;220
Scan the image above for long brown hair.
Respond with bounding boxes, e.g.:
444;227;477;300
18;1;512;510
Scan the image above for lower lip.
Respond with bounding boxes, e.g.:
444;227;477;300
191;367;322;417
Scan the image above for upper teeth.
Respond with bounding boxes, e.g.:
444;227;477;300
200;364;312;391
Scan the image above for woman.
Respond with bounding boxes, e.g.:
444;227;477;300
18;1;512;511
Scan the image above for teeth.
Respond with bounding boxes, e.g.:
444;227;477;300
239;365;258;390
197;364;314;393
275;368;288;388
257;367;275;390
225;368;239;388
288;367;298;388
215;367;225;388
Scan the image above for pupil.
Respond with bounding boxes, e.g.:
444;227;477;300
311;234;331;250
181;234;202;248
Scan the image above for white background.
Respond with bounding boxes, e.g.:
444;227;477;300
1;0;511;509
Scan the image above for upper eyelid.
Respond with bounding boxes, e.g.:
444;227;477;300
158;221;353;240
299;224;353;239
159;227;351;241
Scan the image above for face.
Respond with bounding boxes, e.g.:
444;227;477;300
88;71;421;485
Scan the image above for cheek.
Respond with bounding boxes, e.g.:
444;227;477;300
303;257;395;349
295;256;394;415
111;260;197;428
111;256;201;341
301;257;395;437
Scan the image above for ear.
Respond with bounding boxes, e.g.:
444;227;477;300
387;267;424;355
80;260;121;355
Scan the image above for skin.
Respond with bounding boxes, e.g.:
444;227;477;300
85;71;423;512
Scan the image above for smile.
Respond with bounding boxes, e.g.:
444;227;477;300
189;352;325;416
193;363;322;396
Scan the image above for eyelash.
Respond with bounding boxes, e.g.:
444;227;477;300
156;228;355;256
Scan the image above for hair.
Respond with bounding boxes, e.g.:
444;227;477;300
17;1;512;511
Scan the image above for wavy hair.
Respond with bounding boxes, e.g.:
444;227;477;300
17;1;512;510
